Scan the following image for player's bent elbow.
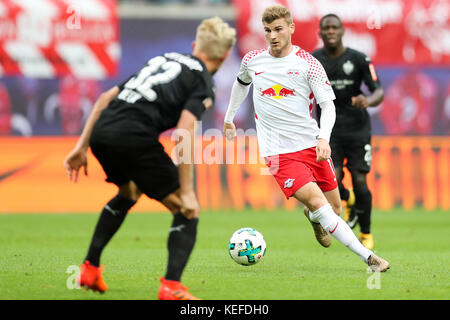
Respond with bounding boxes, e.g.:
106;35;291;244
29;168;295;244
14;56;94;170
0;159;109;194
378;88;385;103
176;110;197;132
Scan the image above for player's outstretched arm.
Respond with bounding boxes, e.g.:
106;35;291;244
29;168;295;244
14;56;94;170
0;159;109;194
64;86;119;182
223;79;251;140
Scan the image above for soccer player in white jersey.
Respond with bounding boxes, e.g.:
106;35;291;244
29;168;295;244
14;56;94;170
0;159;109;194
223;5;389;272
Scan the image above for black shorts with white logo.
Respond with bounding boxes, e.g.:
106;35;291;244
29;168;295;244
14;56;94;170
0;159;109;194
330;135;372;173
90;140;179;201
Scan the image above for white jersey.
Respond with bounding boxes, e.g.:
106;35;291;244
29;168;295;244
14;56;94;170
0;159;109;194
237;46;335;157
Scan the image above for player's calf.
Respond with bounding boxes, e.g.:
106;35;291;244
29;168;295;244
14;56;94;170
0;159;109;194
309;203;376;267
165;212;199;282
353;186;372;233
85;193;136;266
304;207;331;247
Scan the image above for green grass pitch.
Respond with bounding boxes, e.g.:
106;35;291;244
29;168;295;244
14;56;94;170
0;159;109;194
0;208;448;300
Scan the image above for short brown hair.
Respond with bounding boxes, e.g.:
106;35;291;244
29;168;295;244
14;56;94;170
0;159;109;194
262;5;293;25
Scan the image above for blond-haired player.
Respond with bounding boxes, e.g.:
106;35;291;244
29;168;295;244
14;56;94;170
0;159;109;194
224;5;389;272
64;17;236;300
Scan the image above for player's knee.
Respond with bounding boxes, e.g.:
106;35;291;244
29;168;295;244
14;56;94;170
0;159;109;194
182;209;200;220
167;202;182;215
293;182;328;212
354;185;372;202
119;182;142;202
161;193;183;214
351;171;368;190
305;196;329;213
331;201;342;215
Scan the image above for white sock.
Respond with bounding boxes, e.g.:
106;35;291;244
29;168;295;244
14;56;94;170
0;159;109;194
309;204;373;262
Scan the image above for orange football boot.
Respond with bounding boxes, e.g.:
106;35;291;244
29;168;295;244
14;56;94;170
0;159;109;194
77;260;108;293
158;277;200;300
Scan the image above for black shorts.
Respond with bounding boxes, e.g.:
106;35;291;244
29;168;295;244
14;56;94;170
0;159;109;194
90;141;179;201
330;136;372;173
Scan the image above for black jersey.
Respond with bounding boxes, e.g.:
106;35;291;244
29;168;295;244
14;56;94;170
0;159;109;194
91;52;215;147
312;48;381;139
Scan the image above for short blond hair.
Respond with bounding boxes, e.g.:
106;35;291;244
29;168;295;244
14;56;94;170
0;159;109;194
262;5;293;25
195;16;236;60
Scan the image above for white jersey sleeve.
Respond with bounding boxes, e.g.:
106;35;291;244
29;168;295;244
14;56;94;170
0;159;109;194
236;50;258;85
224;79;251;124
304;53;335;104
318;100;336;142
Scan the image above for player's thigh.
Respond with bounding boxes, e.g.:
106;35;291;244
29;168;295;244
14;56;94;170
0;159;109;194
265;150;317;200
311;157;338;194
323;187;342;215
130;143;180;203
292;181;328;212
345;137;372;173
90;141;132;187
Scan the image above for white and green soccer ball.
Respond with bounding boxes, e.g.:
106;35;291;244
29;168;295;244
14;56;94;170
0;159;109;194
228;228;266;266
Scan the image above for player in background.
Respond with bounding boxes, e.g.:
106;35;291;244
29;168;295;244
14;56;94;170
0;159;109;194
64;17;236;300
312;14;384;249
224;5;389;272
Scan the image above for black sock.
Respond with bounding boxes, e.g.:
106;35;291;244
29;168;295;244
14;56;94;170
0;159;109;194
353;187;372;234
339;183;350;202
85;193;136;267
165;212;198;282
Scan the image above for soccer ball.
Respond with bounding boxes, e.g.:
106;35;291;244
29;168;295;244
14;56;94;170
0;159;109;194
228;227;266;266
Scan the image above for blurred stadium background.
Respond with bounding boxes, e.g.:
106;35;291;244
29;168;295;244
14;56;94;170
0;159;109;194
0;0;448;214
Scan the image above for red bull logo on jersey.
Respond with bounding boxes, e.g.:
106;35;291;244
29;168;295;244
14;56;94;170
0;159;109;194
260;84;295;100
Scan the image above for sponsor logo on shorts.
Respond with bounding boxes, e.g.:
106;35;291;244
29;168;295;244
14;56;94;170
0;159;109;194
284;178;295;189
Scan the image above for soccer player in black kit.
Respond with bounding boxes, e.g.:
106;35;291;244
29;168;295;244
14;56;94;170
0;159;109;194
64;17;236;300
312;14;384;250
